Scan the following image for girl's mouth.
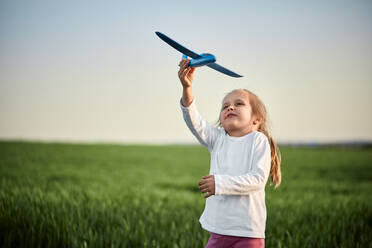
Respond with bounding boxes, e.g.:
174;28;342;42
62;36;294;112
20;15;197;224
226;113;237;119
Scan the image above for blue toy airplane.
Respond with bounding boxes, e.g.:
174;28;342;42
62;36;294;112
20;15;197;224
155;31;243;78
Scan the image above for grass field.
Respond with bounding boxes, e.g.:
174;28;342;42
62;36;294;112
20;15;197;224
0;141;371;248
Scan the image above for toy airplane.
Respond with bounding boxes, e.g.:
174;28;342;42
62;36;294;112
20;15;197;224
155;31;243;78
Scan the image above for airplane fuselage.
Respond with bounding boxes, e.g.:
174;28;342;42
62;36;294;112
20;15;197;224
189;53;216;67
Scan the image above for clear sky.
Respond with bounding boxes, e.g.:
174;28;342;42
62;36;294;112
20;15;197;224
1;0;371;144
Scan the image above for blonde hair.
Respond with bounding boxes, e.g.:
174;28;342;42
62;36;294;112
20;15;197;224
217;89;282;188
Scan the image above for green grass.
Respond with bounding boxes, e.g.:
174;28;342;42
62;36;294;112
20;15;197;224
0;141;371;248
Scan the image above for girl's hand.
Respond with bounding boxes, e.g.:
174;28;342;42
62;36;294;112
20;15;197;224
198;175;215;198
178;59;196;88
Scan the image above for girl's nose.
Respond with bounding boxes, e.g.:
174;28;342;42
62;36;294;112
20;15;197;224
227;105;234;111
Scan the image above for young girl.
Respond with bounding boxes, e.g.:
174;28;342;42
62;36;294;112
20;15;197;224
178;59;282;248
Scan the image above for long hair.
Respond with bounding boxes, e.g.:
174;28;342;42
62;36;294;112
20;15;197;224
217;89;282;188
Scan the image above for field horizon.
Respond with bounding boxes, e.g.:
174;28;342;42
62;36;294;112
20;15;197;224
1;138;372;148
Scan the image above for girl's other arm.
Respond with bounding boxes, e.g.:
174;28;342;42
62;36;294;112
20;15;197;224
214;135;271;195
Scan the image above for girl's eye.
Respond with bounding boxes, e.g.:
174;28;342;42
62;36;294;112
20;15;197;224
236;102;244;106
222;106;228;109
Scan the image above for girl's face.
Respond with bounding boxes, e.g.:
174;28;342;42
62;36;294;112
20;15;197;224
220;90;258;136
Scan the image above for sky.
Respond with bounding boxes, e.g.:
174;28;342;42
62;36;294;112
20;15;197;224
0;0;371;144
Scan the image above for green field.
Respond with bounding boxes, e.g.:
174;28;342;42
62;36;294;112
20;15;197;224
0;141;371;248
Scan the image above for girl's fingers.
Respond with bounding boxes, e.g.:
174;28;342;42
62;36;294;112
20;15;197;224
178;65;188;77
179;60;186;70
201;188;209;193
199;183;211;193
178;61;190;75
181;59;190;68
199;176;214;186
180;67;192;79
199;185;209;192
198;180;206;187
184;67;191;76
199;178;211;185
179;59;187;66
178;67;185;76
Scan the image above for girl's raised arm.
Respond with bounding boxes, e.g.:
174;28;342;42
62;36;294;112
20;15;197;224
178;59;221;151
178;59;195;107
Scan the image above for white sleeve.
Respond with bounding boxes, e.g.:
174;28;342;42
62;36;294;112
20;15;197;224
214;135;271;195
180;99;221;152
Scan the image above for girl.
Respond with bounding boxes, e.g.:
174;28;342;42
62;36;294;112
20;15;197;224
178;59;282;248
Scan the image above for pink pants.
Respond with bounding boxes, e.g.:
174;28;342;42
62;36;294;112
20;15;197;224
205;232;265;248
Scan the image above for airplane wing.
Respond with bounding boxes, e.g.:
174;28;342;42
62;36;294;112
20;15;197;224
155;32;201;59
207;63;243;78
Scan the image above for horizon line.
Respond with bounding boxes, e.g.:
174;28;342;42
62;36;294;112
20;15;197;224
1;138;372;148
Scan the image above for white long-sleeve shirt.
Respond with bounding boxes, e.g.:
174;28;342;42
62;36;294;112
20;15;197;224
180;99;271;238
